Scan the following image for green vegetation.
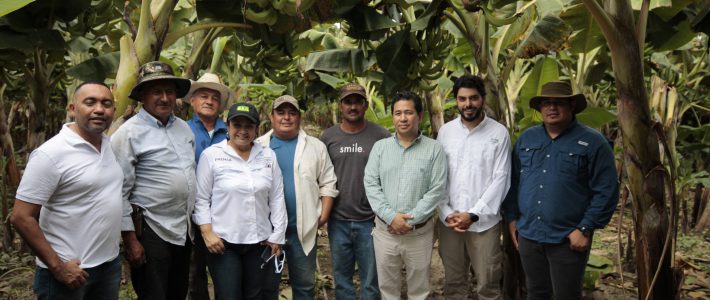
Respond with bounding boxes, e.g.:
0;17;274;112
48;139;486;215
1;1;708;299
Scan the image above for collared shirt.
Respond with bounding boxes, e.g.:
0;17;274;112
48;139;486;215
187;116;228;162
193;141;287;245
256;129;338;255
503;120;619;243
437;116;511;232
364;133;448;226
16;124;123;268
111;109;196;246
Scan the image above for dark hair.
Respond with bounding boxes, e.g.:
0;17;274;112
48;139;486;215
453;75;486;98
74;81;111;95
391;91;423;114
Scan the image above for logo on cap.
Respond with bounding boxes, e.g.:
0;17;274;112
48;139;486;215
237;105;250;112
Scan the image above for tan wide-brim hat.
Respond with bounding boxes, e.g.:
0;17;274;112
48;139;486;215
129;61;191;101
186;72;231;108
529;81;587;114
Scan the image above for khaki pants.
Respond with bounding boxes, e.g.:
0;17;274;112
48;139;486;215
373;217;434;300
436;221;503;300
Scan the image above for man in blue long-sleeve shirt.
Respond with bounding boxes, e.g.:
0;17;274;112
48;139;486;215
503;81;618;300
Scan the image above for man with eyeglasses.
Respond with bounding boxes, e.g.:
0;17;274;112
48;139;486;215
502;81;619;299
256;95;338;300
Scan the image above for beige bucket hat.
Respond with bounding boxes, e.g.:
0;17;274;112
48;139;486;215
186;73;232;108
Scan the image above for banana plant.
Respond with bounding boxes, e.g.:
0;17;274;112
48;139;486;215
578;0;708;298
111;0;250;122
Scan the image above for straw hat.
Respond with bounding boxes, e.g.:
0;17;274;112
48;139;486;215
186;72;232;108
529;81;587;114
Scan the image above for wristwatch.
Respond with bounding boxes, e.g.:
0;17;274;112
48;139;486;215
468;213;479;223
578;226;593;237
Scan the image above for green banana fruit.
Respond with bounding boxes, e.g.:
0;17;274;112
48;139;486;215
246;0;271;8
245;7;278;26
481;5;520;27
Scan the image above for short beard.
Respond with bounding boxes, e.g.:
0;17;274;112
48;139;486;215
459;107;482;122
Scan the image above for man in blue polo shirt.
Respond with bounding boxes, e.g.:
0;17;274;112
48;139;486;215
503;81;618;300
185;72;231;300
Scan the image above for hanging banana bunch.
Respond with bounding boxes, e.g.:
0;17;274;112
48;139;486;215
407;26;455;91
461;0;520;27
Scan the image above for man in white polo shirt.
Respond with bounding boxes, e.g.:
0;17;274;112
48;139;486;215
437;75;511;299
11;81;123;299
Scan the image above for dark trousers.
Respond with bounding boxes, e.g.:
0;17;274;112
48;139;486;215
131;223;192;300
207;242;268;300
260;251;282;300
189;225;210;300
518;236;590;300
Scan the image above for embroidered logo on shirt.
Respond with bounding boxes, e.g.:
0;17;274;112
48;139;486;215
577;140;589;147
489;138;499;144
215;157;232;162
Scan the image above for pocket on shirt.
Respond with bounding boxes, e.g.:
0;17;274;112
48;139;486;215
517;143;541;171
557;148;588;178
405;158;432;184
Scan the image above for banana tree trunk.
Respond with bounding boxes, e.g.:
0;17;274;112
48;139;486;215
582;1;682;298
25;50;53;151
0;84;20;250
424;89;445;138
112;0;179;121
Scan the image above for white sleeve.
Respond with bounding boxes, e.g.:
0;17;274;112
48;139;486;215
110;130;137;232
470;130;512;217
267;152;287;244
15;150;60;205
193;151;214;225
436;129;456;219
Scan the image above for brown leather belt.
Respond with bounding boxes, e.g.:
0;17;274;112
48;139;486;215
377;216;431;229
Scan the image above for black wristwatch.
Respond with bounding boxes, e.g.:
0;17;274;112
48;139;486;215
468;213;479;223
578;226;593;237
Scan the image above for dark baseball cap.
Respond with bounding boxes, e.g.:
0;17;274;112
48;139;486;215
339;83;367;101
227;102;259;124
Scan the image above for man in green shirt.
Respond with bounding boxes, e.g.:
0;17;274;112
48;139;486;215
364;91;448;300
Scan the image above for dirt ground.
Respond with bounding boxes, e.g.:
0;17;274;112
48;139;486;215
2;210;710;299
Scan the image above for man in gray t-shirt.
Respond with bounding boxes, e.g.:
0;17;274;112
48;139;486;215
320;83;390;300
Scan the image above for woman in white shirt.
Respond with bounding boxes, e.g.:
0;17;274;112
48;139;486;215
193;102;287;299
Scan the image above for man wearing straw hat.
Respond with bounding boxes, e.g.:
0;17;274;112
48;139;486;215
503;81;618;299
185;72;231;300
111;61;196;299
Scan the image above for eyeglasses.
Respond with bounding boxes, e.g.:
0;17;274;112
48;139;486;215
539;99;571;108
260;250;286;273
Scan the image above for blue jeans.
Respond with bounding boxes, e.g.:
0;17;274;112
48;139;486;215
206;242;265;300
34;256;121;300
283;228;317;300
328;219;379;300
